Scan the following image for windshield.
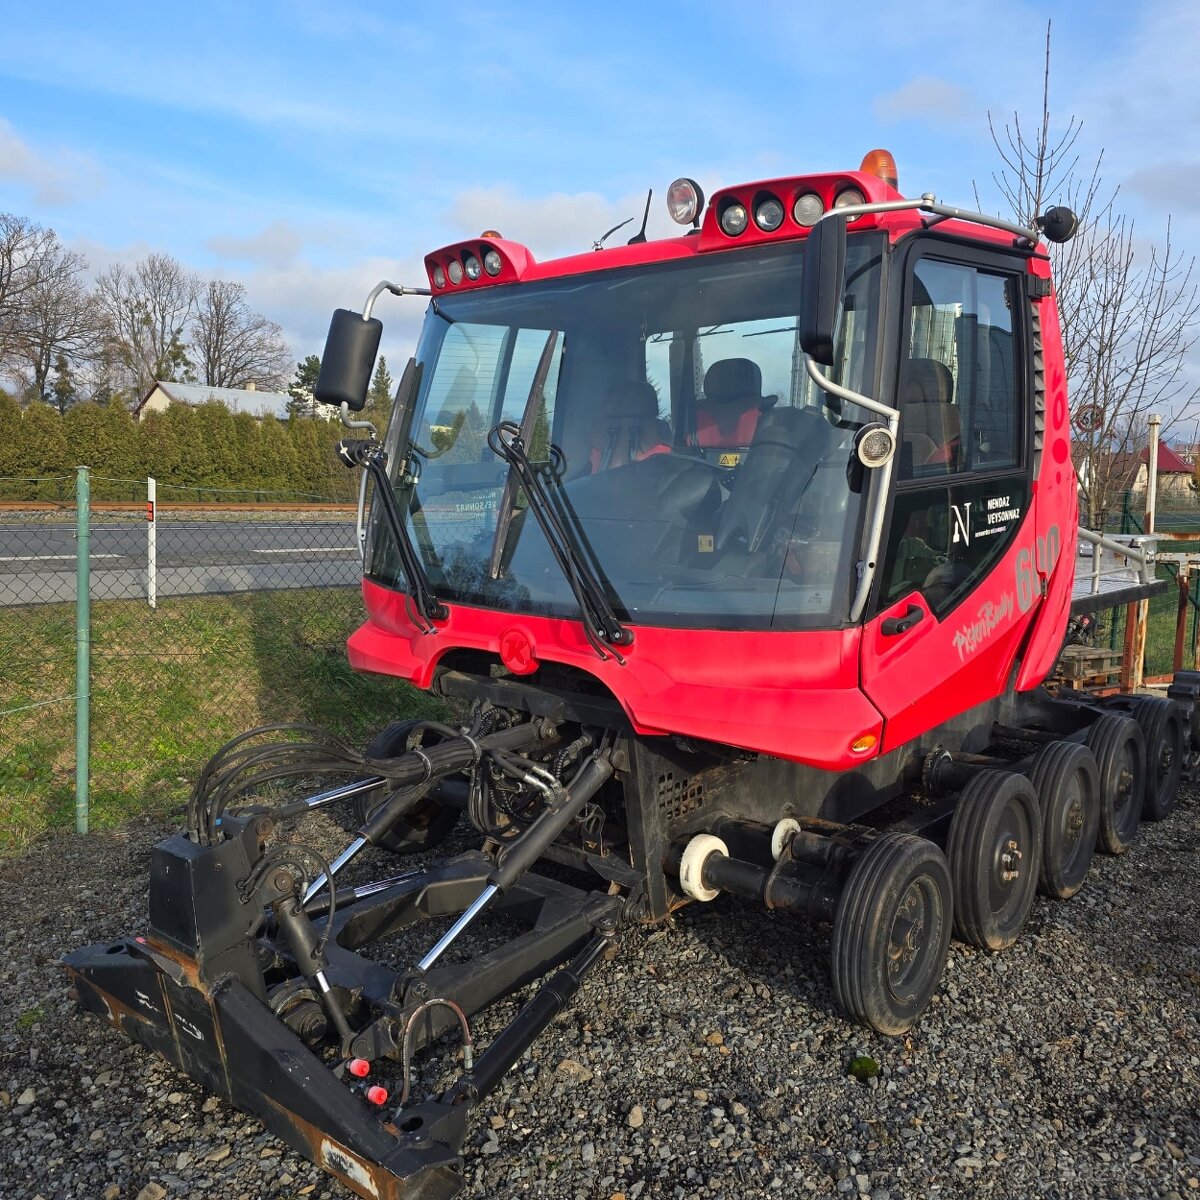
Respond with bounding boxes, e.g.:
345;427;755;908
366;236;884;631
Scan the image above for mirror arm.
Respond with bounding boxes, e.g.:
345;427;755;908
363;280;432;320
802;356;899;624
340;401;377;438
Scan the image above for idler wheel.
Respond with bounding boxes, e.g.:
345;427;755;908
1027;742;1099;900
1130;697;1184;822
830;833;952;1036
947;770;1042;950
1086;714;1145;854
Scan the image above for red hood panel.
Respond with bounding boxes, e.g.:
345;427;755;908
349;579;882;771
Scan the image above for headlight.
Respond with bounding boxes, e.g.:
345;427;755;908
667;177;705;226
447;260;464;284
431;265;446;288
464;254;482;280
754;196;784;232
483;249;502;276
792;192;824;227
834;187;867;222
855;423;896;468
719;202;748;236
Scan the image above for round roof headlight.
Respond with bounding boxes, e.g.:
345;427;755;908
855;423;896;469
754;196;785;232
792;192;824;228
667;177;705;226
720;202;748;236
834;187;867;222
464;254;481;281
431;265;446;288
447;260;464;284
483;248;502;276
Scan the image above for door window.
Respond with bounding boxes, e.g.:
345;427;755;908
899;259;1020;480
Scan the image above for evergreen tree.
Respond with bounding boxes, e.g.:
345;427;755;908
287;355;322;418
231;412;262;491
193;400;239;487
0;391;24;493
259;416;300;492
162;404;208;491
50;353;77;414
365;355;394;435
22;403;69;494
138;410;181;484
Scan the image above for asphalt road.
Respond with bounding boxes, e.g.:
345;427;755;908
0;516;361;606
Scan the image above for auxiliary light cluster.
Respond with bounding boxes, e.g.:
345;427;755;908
668;149;900;239
429;233;507;289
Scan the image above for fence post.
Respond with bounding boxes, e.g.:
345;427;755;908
75;465;90;835
1174;564;1189;673
147;476;157;608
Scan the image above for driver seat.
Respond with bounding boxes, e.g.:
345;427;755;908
716;406;836;553
695;359;776;451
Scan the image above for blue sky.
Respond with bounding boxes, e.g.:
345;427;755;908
1;0;1197;375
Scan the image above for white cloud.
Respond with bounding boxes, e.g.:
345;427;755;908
208;220;310;269
0;117;102;206
874;76;977;125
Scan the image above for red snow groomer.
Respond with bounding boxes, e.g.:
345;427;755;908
68;151;1188;1199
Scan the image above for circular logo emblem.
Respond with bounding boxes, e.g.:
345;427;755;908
499;628;538;675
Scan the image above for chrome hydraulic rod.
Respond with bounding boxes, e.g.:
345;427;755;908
415;753;615;971
304;836;368;903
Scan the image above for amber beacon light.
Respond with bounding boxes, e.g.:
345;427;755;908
859;148;899;190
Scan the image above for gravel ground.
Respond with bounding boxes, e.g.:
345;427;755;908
1;784;1198;1200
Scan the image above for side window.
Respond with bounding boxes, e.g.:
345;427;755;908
900;260;1020;480
415;323;562;464
881;255;1028;620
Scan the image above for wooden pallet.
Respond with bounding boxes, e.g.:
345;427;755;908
1051;644;1122;691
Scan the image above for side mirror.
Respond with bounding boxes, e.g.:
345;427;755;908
314;309;383;412
798;216;847;366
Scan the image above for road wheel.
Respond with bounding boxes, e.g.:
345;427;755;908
1130;697;1184;822
1086;714;1145;855
830;833;953;1036
946;771;1042;950
353;720;460;854
1027;742;1099;900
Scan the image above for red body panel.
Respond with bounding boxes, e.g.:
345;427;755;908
860;518;1041;754
1016;269;1080;691
359;168;1080;771
349;579;883;772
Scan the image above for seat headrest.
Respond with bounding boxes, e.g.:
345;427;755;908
905;358;954;405
704;358;764;406
603;379;660;419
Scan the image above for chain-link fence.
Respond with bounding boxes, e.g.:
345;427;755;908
0;470;439;852
0;480;79;848
6;473;1200;852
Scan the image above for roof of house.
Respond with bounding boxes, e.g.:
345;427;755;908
1144;442;1194;474
1078;442;1195;491
137;381;292;419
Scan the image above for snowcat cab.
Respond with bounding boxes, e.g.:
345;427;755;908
67;152;1186;1200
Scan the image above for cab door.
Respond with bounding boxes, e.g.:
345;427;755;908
860;250;1039;753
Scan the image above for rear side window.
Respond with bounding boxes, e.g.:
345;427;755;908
899;259;1020;480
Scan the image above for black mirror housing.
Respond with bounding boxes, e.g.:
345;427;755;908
798;216;848;366
314;309;383;412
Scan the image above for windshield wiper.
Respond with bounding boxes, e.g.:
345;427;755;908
486;421;632;662
336;440;447;633
490;330;560;579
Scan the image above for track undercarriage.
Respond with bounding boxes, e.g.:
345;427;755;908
66;671;1195;1198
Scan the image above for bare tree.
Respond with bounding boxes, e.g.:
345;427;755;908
980;23;1200;528
0;215;71;379
95;253;199;404
17;250;100;404
191;280;291;390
